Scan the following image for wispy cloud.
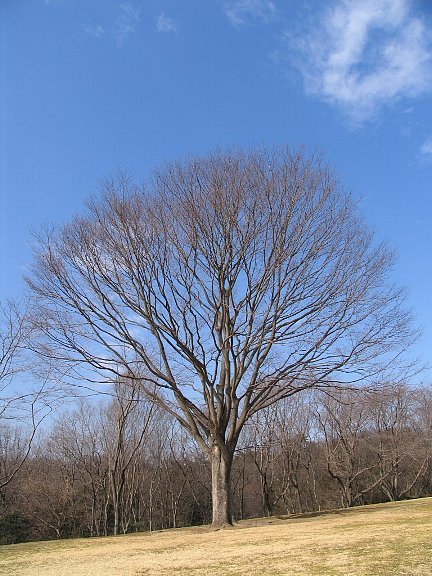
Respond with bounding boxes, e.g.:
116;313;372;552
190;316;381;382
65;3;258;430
291;0;432;124
156;13;179;34
83;4;140;45
83;24;105;39
420;138;432;160
223;0;276;27
114;3;140;46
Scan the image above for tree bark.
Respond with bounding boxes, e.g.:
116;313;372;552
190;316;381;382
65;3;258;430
210;444;234;527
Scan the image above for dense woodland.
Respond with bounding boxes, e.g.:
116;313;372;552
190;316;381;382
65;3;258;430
1;383;431;544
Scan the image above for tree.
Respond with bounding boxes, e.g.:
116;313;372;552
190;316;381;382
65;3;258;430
27;147;413;526
46;401;110;537
102;379;156;535
245;395;315;515
315;390;389;508
0;300;52;494
369;384;429;501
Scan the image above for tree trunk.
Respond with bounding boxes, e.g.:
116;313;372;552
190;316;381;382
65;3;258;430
112;491;120;535
211;444;234;527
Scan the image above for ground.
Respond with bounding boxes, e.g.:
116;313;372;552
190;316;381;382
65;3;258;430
1;498;431;575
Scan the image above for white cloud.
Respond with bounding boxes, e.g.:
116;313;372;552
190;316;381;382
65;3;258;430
420;138;432;159
114;3;140;46
223;0;276;27
292;0;432;124
83;24;105;39
156;13;179;34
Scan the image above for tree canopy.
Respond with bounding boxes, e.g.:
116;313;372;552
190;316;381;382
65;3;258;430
28;147;413;525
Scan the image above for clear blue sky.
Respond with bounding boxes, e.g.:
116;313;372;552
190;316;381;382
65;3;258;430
1;0;431;369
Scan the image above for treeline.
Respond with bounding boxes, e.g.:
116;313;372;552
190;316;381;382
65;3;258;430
1;383;431;543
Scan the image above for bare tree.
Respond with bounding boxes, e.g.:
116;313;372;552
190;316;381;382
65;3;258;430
315;390;387;508
102;379;156;535
27;147;413;526
0;301;29;415
0;301;52;493
42;401;110;537
243;396;313;516
369;384;429;501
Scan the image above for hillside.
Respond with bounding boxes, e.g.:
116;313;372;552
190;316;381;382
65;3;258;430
1;498;431;576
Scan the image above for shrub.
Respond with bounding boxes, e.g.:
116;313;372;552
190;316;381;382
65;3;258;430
0;512;32;544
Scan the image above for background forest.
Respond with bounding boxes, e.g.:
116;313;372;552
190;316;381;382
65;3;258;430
2;383;431;544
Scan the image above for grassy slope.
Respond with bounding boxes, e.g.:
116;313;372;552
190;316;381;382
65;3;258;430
1;498;432;576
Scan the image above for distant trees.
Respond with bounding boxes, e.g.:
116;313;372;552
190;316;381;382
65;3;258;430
1;383;431;542
369;385;430;502
242;394;314;516
27;147;414;526
9;390;211;540
237;386;432;519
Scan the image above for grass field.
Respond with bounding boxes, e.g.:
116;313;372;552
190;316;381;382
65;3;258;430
1;498;432;576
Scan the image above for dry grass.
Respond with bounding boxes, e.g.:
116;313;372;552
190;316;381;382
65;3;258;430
1;498;432;576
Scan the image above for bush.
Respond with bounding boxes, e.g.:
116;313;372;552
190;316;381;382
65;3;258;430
0;512;32;544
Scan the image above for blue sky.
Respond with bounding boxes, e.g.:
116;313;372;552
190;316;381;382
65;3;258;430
1;0;432;370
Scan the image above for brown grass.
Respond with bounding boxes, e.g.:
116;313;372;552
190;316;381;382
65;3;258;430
1;498;432;576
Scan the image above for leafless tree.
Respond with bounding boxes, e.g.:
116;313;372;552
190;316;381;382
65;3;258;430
0;301;53;493
369;384;429;501
102;378;156;535
0;301;29;415
315;390;387;507
243;396;313;515
42;401;110;537
27;147;414;526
